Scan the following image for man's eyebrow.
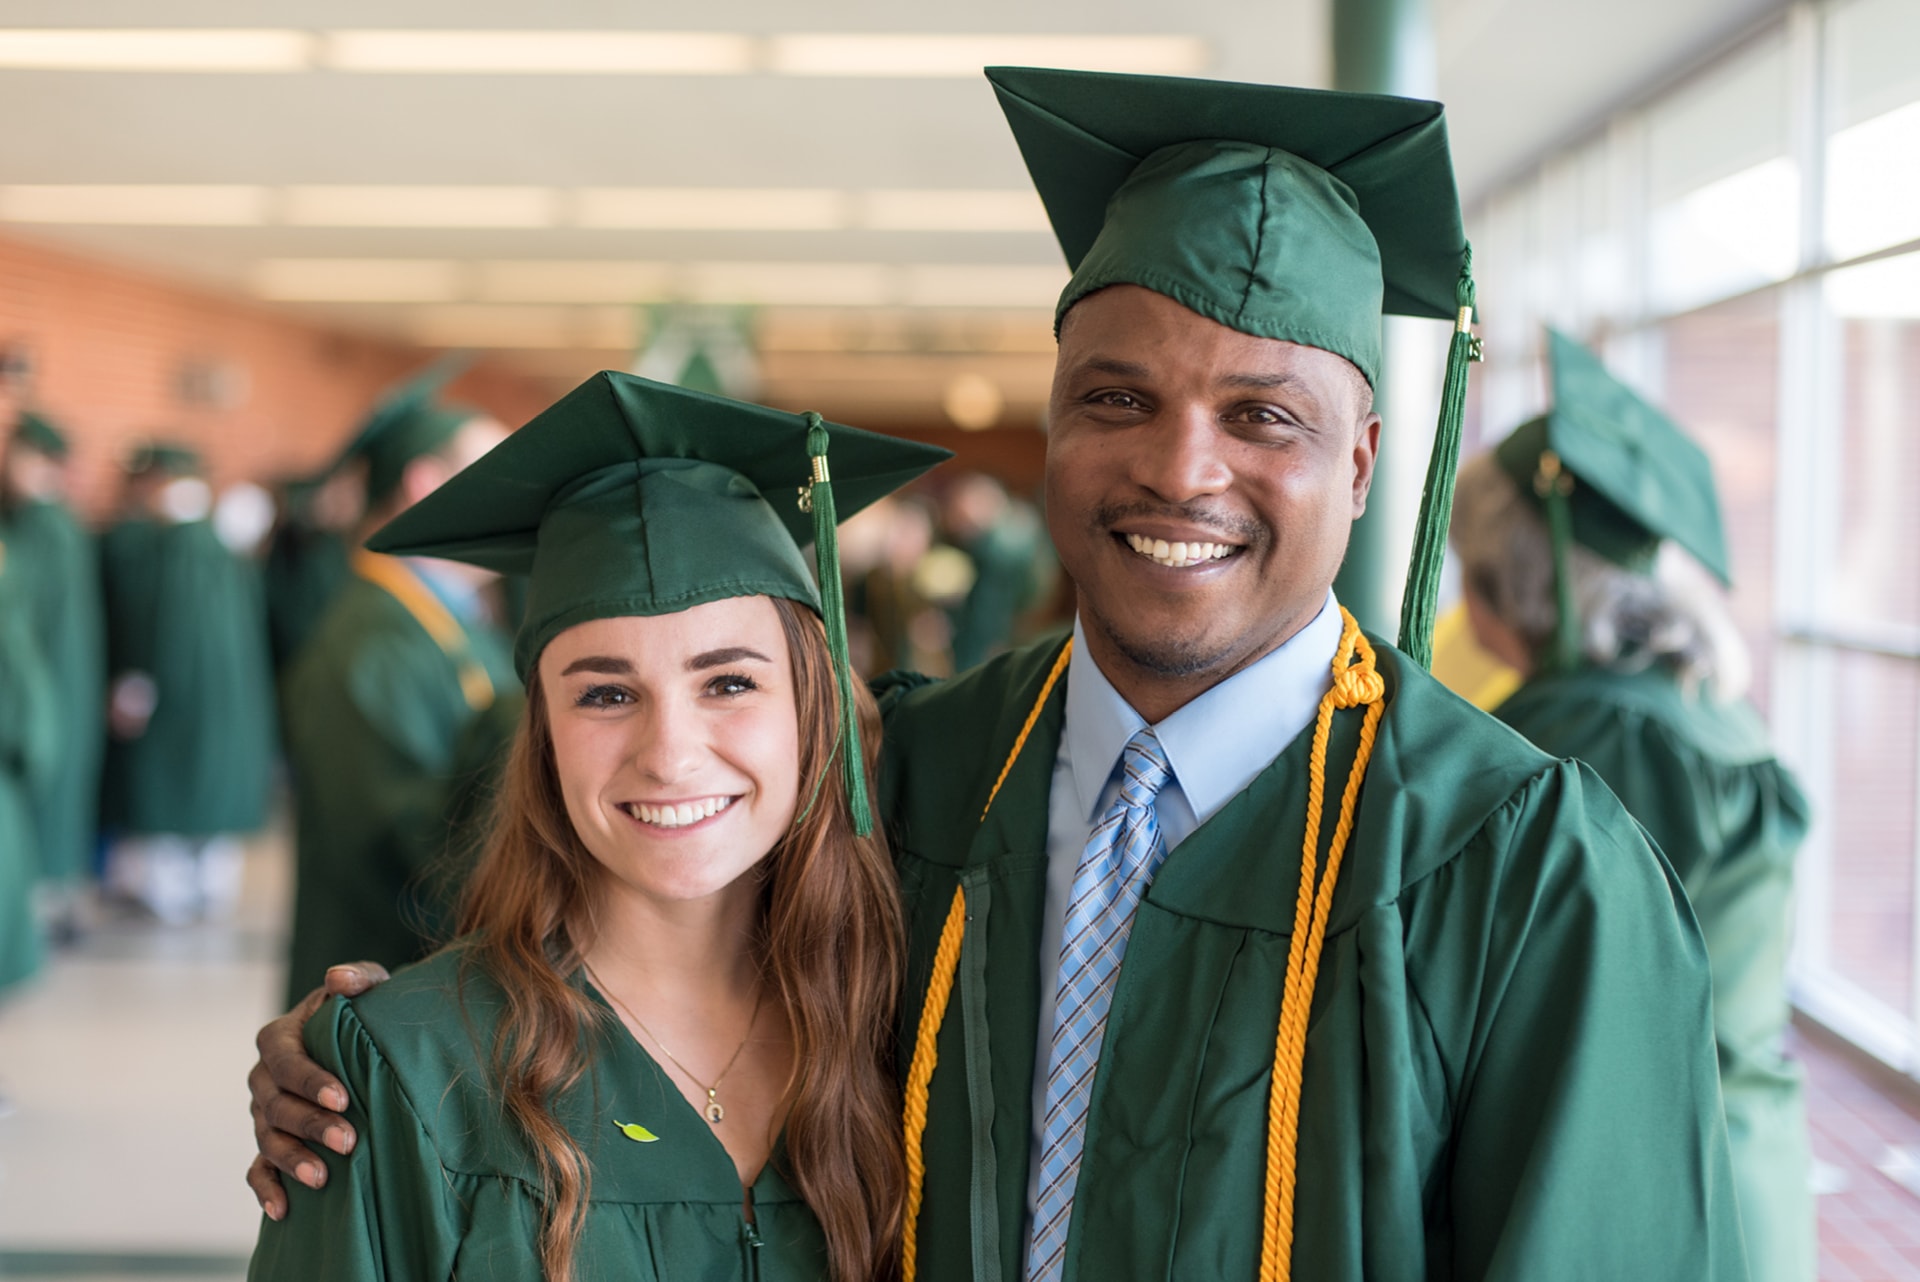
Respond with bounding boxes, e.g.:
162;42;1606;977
687;646;773;671
1073;356;1154;380
1220;371;1314;394
560;655;634;677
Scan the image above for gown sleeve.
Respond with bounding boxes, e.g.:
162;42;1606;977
249;997;464;1282
1418;761;1749;1282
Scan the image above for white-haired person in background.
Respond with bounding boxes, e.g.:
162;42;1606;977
1452;330;1814;1282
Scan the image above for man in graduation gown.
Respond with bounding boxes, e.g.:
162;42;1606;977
1451;331;1812;1282
246;70;1745;1281
100;444;277;923
2;413;107;913
0;412;60;993
279;398;519;1007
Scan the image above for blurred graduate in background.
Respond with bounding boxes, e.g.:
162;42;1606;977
1451;329;1814;1282
277;390;519;1007
0;411;104;940
99;443;277;925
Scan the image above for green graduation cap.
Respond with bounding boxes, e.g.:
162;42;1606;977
986;66;1481;666
1492;329;1730;669
329;352;478;505
368;370;950;834
13;411;68;459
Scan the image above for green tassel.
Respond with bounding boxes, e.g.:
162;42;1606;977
802;413;874;837
1537;453;1580;672
1396;247;1481;671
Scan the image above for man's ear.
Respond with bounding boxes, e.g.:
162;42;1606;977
1350;413;1383;518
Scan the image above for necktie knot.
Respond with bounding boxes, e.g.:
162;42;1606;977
1116;728;1172;812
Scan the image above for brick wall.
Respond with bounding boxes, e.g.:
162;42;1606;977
0;231;552;522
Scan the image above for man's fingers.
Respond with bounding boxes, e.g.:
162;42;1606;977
257;1000;349;1113
262;1085;357;1156
323;962;389;997
247;1155;289;1221
259;1125;333;1189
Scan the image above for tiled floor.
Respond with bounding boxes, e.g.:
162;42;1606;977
1800;1024;1920;1281
1;834;1917;1280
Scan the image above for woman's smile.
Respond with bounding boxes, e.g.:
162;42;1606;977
616;794;740;832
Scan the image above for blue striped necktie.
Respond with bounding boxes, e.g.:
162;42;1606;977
1027;727;1174;1282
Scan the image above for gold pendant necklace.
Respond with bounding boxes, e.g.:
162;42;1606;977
587;964;765;1125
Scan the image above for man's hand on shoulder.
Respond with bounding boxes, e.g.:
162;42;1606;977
245;962;389;1221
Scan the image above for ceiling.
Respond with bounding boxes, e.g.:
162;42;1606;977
0;0;1787;427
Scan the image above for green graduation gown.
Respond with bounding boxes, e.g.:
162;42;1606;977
1496;665;1812;1282
3;496;105;882
0;532;58;990
250;945;829;1281
281;572;519;1006
880;635;1748;1282
99;517;277;836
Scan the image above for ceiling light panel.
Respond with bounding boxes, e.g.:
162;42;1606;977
0;184;268;224
252;258;465;302
861;189;1050;232
766;34;1208;77
476;260;675;303
683;261;894;307
900;264;1070;308
0;28;313;71
282;186;558;228
408;305;639;349
321;30;754;74
574;188;850;231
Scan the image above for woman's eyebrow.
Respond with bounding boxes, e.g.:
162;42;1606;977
688;646;773;671
560;655;635;676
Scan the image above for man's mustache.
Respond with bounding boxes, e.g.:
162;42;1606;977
1092;500;1267;547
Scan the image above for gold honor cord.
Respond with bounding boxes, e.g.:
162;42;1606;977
350;549;496;712
901;638;1071;1282
1260;609;1384;1281
899;613;1386;1282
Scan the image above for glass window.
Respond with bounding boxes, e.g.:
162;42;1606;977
1818;252;1920;632
1651;290;1783;712
1815;648;1918;1019
1825;0;1920;260
1646;31;1798;314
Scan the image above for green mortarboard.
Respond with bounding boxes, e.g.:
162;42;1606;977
368;370;950;834
1496;330;1729;582
987;66;1482;667
126;442;202;476
329;352;477;505
14;411;68;459
1492;329;1730;669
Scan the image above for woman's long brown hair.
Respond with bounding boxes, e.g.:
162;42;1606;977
455;596;905;1282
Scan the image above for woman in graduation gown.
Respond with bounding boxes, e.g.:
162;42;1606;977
249;371;948;1281
1450;331;1814;1282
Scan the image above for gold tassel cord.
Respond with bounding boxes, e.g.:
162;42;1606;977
901;886;968;1282
902;639;1073;1280
980;640;1074;821
1260;607;1385;1280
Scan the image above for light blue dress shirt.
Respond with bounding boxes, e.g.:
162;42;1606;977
1023;590;1343;1245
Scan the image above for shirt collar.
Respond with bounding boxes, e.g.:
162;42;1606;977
1065;591;1343;826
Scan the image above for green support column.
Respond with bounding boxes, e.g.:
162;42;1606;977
1330;0;1437;633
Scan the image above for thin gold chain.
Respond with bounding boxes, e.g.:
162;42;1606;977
585;963;765;1124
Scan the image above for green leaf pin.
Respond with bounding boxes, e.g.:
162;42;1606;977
613;1120;660;1143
